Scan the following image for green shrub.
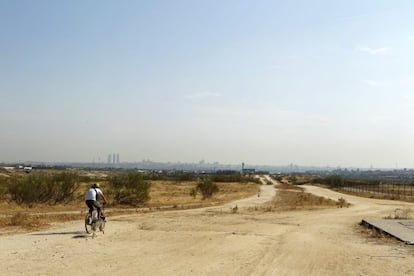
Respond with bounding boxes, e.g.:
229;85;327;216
8;173;51;205
175;172;196;182
189;187;197;198
110;172;151;206
210;173;260;183
52;172;79;203
288;175;297;185
211;173;242;182
272;175;283;182
7;172;79;205
0;177;9;199
196;177;219;199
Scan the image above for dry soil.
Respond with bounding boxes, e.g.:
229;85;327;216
1;176;414;276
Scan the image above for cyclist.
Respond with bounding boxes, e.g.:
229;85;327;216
85;183;107;220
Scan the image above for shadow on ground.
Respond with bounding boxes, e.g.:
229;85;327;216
31;231;90;238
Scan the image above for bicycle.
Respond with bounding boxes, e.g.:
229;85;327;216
84;207;106;237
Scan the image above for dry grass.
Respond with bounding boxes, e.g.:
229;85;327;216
357;224;392;241
337;197;351;208
272;190;338;210
0;212;81;230
274;183;351;209
248;189;340;212
149;181;258;207
0;180;258;233
276;182;304;191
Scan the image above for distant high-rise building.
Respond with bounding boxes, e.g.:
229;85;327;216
116;154;120;164
112;153;116;164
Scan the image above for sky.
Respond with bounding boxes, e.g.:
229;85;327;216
1;0;414;168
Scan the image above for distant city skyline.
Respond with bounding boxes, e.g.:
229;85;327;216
0;157;406;171
2;158;408;174
2;1;414;168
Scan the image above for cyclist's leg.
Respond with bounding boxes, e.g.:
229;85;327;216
93;200;103;218
85;200;94;216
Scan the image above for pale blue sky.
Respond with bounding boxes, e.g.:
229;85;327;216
1;1;414;168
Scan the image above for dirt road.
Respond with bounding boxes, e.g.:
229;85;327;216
2;181;414;276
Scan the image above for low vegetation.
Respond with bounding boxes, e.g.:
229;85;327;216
0;169;260;232
271;190;339;210
337;197;351;208
195;177;219;199
384;208;414;220
6;172;79;205
0;212;81;230
137;170;260;184
248;181;347;212
276;182;304;191
109;172;151;206
210;172;260;184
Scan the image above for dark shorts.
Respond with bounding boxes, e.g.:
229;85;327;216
85;200;102;211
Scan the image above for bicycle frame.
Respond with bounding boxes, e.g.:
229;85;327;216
85;207;105;236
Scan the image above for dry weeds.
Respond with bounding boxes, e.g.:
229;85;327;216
0;180;258;233
384;208;414;220
0;212;81;230
273;190;338;210
149;181;258;207
337;197;351;208
248;189;340;213
276;182;304;191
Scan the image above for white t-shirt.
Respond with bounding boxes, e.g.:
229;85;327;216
85;187;103;201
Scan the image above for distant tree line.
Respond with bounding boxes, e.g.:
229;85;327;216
313;175;381;187
138;171;260;183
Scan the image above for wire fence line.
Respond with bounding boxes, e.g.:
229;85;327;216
314;176;414;201
336;182;414;201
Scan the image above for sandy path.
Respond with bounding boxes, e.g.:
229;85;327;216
1;180;414;276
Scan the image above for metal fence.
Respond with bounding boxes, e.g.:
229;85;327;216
337;182;414;201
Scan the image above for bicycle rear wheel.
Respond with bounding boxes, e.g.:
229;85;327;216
85;212;95;234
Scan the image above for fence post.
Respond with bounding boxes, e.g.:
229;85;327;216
380;183;383;196
398;183;400;198
403;183;406;199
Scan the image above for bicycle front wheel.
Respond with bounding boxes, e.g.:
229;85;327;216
99;220;105;234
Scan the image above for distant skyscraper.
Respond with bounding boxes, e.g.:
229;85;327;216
112;153;116;164
116;154;119;164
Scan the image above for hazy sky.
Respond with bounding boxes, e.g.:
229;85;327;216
2;1;414;168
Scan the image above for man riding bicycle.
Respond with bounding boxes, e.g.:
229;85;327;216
85;183;107;220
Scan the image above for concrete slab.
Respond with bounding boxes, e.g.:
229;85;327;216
361;219;414;245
